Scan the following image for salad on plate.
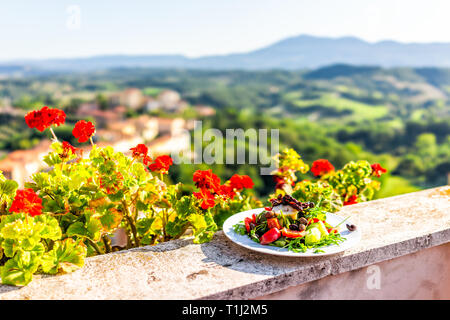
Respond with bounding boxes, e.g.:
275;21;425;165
233;194;353;253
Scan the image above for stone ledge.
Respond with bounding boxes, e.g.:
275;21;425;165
0;186;449;300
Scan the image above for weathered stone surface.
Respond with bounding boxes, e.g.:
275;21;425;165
257;242;450;300
0;186;449;300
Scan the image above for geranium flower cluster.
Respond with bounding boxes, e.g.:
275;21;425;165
72;120;96;143
129;143;173;174
0;106;262;287
272;149;387;210
25;106;96;145
271;148;309;192
9;188;43;217
311;159;335;177
25;106;66;132
192;169;254;209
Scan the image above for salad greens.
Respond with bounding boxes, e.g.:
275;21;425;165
233;195;346;254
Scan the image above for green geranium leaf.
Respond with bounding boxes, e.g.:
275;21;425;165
176;195;198;218
66;221;87;238
107;190;124;202
98;208;123;232
0;215;44;242
188;212;218;244
0;180;18;198
41;238;87;275
136;217;155;236
86;218;102;241
2;238;18;257
43;152;63;167
35;215;62;241
165;217;188;238
1;259;33;286
1;251;42;286
130;163;147;182
188;213;207;231
66;217;102;242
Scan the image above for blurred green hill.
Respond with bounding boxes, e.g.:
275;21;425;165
0;65;448;198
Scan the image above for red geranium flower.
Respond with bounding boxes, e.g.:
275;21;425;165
193;188;216;210
130;144;148;158
311;159;335;177
9;188;43;217
228;174;254;191
273;175;287;190
344;195;358;206
371;163;387;177
193;169;221;192
62;141;77;154
59;141;78;159
25;106;66;132
148;155;173;174
217;184;236;199
72;120;95;143
142;155;152;166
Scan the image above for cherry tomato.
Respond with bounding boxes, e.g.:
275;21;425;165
267;217;281;229
259;228;281;245
244;217;252;232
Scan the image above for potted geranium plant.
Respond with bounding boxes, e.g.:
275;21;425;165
0;106;258;286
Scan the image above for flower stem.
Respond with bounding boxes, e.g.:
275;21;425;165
87;238;103;255
122;200;140;247
102;235;112;253
49;127;58;142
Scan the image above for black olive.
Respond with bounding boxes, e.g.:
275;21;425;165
265;212;275;219
298;224;306;231
289;224;299;231
346;224;357;231
298;217;308;225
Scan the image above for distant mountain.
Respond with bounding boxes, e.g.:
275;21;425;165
4;35;450;72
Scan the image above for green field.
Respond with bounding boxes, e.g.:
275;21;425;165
286;93;389;120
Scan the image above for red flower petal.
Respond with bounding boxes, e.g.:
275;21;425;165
193;188;216;210
130;144;148;158
193;169;221;192
311;159;335;177
228;174;254;191
344;195;358;206
9;188;43;217
25;107;66;132
371;163;387;177
148;155;173;174
72;120;95;143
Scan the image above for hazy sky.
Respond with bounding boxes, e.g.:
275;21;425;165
1;0;450;61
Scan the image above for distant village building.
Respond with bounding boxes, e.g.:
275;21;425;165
158;90;181;110
109;88;144;110
194;105;216;117
0;140;52;187
77;103;126;127
0;104;25;117
145;89;188;113
145;97;160;112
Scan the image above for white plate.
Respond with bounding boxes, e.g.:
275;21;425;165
223;208;361;257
